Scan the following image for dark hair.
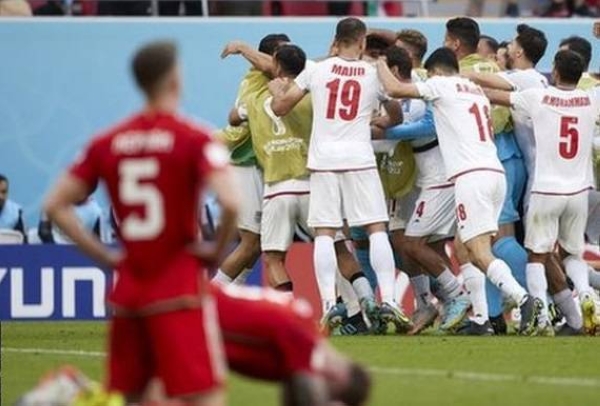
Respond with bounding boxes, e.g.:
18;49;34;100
0;174;7;184
424;47;459;73
515;24;547;66
335;17;367;46
446;17;480;53
132;40;177;97
274;44;306;77
338;363;371;406
259;33;290;56
479;35;499;53
386;46;412;80
554;49;584;85
366;35;390;56
498;41;510;50
396;29;428;62
560;36;592;71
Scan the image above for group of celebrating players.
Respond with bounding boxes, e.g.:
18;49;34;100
25;14;600;406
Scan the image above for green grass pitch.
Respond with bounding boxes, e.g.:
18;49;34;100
1;322;599;406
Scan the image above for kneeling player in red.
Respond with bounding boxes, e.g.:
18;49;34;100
214;284;371;406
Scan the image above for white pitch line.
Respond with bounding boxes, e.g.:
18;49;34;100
3;347;600;389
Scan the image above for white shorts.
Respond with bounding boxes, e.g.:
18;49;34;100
405;185;456;238
233;165;263;234
525;191;588;255
454;170;506;243
261;192;311;252
388;188;419;232
308;169;388;228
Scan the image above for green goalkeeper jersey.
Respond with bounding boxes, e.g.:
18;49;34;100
377;142;417;200
459;54;512;135
246;83;313;185
214;69;269;167
577;72;600;90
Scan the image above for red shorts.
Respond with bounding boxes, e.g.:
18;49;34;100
214;285;324;381
108;296;225;397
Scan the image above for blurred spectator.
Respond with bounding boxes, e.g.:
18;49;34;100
466;0;484;16
495;41;510;71
541;0;597;15
0;174;27;242
477;35;499;62
211;0;262;15
97;0;150;16
0;0;32;15
38;197;102;244
159;0;202;15
32;0;64;15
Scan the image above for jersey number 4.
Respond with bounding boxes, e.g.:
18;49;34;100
119;158;165;240
559;116;579;159
326;79;361;121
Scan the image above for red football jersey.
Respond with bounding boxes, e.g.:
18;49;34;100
70;111;228;309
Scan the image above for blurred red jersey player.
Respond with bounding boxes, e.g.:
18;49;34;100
44;41;238;406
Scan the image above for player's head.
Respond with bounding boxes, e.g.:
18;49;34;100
552;49;585;86
559;36;592;71
477;35;498;61
334;17;367;51
395;29;427;67
132;40;179;102
496;41;510;70
424;47;460;77
273;44;306;79
259;33;291;56
0;174;7;209
444;17;480;57
336;363;371;406
508;24;547;69
385;46;412;81
364;34;389;61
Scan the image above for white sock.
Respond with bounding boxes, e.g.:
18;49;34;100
436;268;463;300
552;289;583;330
232;268;252;285
564;256;593;295
395;272;410;305
526;262;549;325
213;269;233;285
337;272;361;317
351;274;374;301
589;266;600;289
410;274;432;308
461;263;488;324
314;235;338;312
486;259;527;305
369;231;396;304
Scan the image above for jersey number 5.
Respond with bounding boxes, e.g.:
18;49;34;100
119;158;165;240
559;116;579;160
326;79;361;121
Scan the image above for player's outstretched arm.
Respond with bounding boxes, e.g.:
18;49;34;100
381;99;403;127
484;88;512;107
221;41;275;76
44;174;121;268
269;78;306;117
462;71;513;91
376;59;420;99
386;106;436;141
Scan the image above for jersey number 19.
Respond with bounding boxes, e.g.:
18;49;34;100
326;79;361;121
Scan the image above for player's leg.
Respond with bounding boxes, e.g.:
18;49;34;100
523;193;562;335
403;187;469;332
457;171;539;335
308;172;344;318
557;192;600;334
107;315;152;403
349;226;378;291
546;254;583;335
147;298;226;406
261;194;303;294
488;156;528;333
214;165;263;285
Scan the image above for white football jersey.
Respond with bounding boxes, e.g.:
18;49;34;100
295;56;389;171
498;69;548;180
415;76;503;180
510;86;600;194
